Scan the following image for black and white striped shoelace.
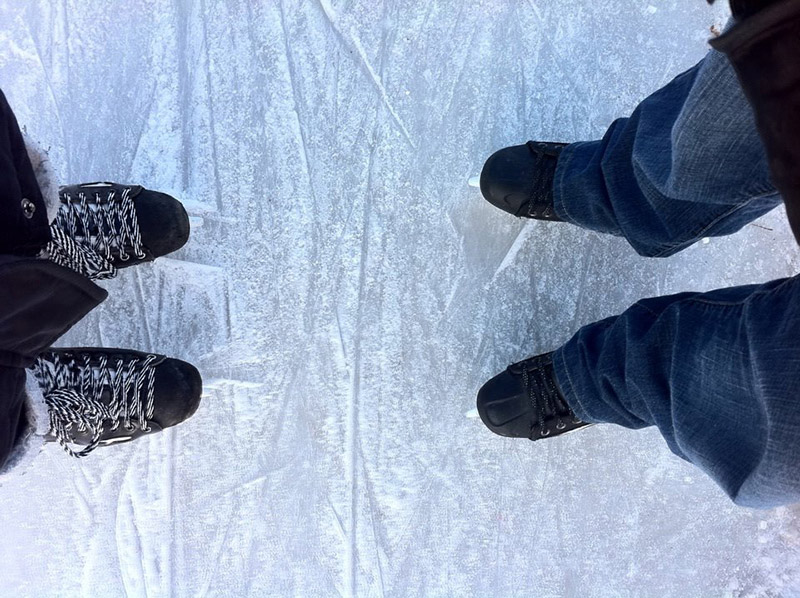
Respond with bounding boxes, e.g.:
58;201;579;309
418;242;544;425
44;187;146;281
33;351;158;457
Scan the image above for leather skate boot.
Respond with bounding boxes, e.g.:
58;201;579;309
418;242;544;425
32;347;202;457
479;141;567;220
46;182;190;280
477;352;590;440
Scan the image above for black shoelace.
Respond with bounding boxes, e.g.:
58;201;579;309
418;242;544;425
514;354;579;439
525;141;560;219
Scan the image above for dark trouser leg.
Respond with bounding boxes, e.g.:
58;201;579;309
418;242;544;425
553;47;780;257
555;276;800;508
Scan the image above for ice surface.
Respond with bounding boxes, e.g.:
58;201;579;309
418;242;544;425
1;1;800;596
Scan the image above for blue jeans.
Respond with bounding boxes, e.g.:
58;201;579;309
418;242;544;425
551;48;799;509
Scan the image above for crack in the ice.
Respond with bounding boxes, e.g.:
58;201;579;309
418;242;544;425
358;442;387;598
198;0;225;212
278;0;320;219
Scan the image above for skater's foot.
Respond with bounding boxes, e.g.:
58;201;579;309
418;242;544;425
32;347;202;457
479;141;567;220
477;352;590;440
46;182;190;280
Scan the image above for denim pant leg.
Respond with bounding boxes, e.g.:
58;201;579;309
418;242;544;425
553;48;781;258
554;276;800;509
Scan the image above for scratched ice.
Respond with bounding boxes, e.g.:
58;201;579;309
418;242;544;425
0;1;799;596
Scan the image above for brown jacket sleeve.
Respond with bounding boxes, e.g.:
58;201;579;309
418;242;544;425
710;0;800;244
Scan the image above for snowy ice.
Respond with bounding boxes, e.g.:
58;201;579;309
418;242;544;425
1;1;799;596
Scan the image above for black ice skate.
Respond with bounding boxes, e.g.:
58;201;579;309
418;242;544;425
477;352;590;440
479;141;567;220
32;347;202;457
46;182;190;280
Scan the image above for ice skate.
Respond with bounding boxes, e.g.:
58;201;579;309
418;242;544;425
32;347;202;457
46;182;190;280
479;141;567;220
477;352;590;440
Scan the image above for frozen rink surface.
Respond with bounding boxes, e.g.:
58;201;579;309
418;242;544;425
2;0;800;596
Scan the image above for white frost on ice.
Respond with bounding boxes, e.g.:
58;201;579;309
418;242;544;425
0;1;798;597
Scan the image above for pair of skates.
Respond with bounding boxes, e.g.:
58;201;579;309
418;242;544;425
474;0;800;442
42;159;569;458
44;158;559;459
475;142;591;442
35;183;201;457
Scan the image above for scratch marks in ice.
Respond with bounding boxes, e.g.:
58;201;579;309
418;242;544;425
132;268;155;352
277;0;320;223
315;0;415;149
198;0;225;212
357;442;389;598
487;223;533;287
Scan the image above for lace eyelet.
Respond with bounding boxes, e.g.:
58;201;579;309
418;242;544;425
540;427;551;437
556;421;566;430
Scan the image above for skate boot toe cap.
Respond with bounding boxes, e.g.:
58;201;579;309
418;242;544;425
152;358;203;428
476;369;533;439
133;189;191;260
479;144;534;217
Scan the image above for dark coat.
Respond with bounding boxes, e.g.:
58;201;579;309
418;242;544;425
0;90;105;470
0;90;52;256
0;256;106;467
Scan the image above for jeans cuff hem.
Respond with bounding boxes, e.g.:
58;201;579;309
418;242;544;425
553;344;593;423
553;142;579;225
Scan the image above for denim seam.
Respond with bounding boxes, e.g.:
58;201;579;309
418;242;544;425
649;188;781;258
553;143;579;225
553;317;617;422
686;276;797;307
553;344;590;421
631;300;662;317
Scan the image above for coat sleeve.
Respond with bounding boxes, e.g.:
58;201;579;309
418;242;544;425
0;256;107;369
0;256;106;471
710;0;800;244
